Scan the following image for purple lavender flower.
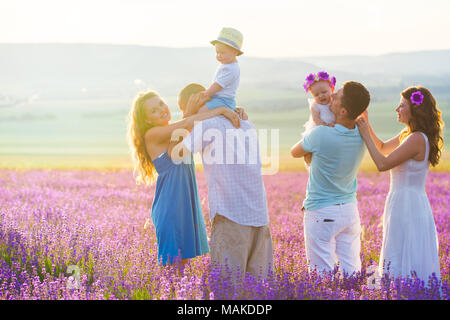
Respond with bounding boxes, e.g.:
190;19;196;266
305;73;315;85
0;169;448;300
330;76;337;87
304;72;336;93
303;73;316;92
303;83;309;92
318;71;330;81
410;91;424;106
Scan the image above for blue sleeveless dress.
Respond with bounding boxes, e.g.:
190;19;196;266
151;152;209;265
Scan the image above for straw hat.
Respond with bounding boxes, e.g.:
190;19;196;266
210;27;244;56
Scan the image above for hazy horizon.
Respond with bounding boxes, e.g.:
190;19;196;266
2;41;450;60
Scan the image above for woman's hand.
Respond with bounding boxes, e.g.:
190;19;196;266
235;107;248;120
360;109;368;121
220;107;240;128
356;116;370;139
185;92;209;117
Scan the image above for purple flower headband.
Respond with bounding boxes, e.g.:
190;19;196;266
303;71;336;93
410;91;424;106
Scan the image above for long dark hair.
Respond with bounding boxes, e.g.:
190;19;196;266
400;86;444;166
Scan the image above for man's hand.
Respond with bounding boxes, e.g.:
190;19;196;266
222;108;241;128
200;90;210;100
235;107;248;120
304;153;312;165
290;140;309;158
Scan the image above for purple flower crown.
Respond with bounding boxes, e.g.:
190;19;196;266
410;91;424;106
303;71;336;93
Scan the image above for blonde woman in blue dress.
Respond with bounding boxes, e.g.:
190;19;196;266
127;90;241;266
356;86;444;284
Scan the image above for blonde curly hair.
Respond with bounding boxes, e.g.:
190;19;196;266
127;90;160;185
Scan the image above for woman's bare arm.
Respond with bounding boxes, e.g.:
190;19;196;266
145;106;238;147
366;123;401;155
357;117;423;171
359;110;401;155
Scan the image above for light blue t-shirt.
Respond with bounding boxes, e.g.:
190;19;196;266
301;124;366;211
213;62;240;99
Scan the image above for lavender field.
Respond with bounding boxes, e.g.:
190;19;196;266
0;169;448;300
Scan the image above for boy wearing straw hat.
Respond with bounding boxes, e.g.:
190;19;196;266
201;27;243;111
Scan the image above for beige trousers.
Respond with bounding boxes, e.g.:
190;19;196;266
210;214;274;279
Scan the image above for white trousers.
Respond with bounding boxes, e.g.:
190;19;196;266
304;203;362;275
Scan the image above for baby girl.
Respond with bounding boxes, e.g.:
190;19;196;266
301;71;337;167
302;71;337;138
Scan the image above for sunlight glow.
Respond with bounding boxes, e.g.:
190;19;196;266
1;0;449;57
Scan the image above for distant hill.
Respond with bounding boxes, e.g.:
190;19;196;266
1;44;449;161
0;43;449;108
0;43;317;96
297;50;450;75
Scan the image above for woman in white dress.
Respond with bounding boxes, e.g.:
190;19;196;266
356;86;444;283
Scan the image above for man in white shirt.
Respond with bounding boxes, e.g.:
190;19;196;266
172;83;274;280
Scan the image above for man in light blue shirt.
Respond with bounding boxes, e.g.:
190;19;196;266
302;123;366;211
291;81;370;275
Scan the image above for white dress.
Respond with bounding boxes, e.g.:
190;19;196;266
378;132;441;283
302;98;335;138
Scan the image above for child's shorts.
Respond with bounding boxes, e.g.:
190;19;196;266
205;95;236;111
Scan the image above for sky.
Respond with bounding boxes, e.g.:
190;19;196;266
1;0;449;58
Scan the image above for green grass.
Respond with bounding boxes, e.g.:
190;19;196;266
0;98;449;171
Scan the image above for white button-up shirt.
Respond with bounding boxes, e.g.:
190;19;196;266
182;116;269;227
